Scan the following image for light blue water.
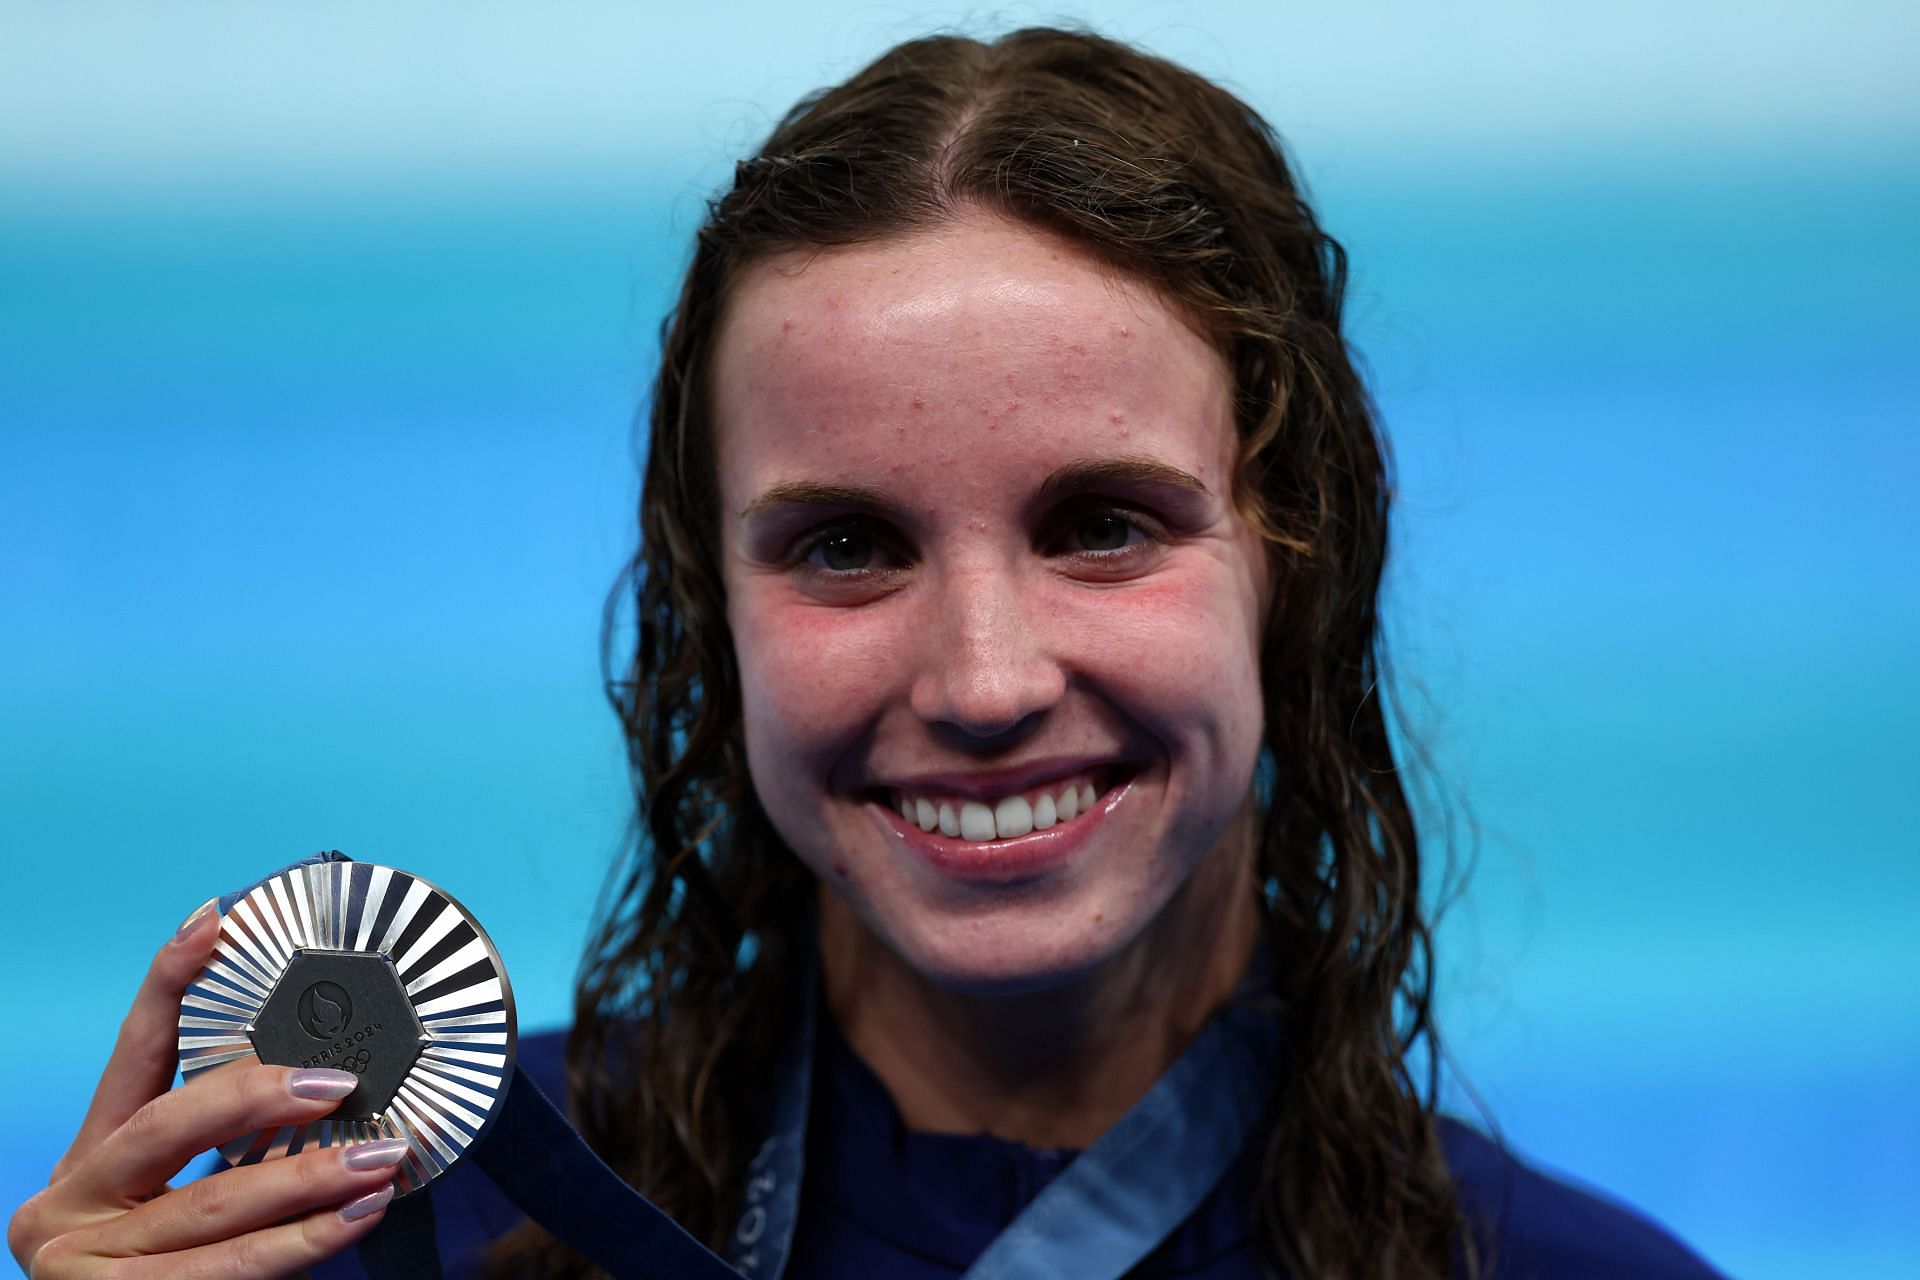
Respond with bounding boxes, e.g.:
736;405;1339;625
2;157;1915;1276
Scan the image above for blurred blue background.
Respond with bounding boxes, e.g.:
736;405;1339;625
2;3;1914;1275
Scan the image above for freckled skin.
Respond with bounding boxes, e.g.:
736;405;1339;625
713;211;1269;992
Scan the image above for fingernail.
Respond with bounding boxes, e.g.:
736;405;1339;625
287;1068;359;1100
172;898;218;944
341;1137;411;1170
338;1183;395;1222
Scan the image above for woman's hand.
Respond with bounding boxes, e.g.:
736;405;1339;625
8;901;407;1278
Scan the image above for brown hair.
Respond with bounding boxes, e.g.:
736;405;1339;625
493;26;1470;1280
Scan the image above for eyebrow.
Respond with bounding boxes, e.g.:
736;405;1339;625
1030;456;1211;507
738;455;1211;522
740;481;900;521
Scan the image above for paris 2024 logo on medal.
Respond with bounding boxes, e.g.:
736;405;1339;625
297;980;353;1039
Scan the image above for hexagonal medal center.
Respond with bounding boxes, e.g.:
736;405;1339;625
249;950;426;1121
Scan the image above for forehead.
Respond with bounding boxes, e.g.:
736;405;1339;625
710;212;1235;504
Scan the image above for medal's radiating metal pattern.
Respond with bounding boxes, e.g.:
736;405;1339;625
178;862;517;1195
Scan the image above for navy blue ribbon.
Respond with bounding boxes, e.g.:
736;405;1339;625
953;1001;1276;1280
723;967;813;1278
467;1065;738;1279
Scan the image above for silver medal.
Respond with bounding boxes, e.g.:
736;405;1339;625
177;861;518;1196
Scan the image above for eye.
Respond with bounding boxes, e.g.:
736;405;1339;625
809;528;881;572
787;514;913;606
1064;512;1143;553
1045;502;1168;563
1038;499;1173;582
787;517;910;600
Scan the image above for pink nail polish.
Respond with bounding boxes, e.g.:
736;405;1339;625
171;898;217;944
338;1184;395;1222
287;1068;359;1099
342;1137;411;1170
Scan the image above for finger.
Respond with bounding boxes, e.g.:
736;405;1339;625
58;1064;362;1210
61;898;222;1171
72;1138;410;1259
41;1188;392;1280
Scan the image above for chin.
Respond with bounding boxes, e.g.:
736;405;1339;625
876;892;1141;997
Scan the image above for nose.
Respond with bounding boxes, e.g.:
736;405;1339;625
909;563;1067;743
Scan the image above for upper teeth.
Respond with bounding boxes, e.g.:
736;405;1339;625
895;780;1099;842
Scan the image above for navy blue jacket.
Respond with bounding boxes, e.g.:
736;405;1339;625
315;1026;1725;1279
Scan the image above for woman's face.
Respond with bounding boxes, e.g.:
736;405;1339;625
714;211;1270;993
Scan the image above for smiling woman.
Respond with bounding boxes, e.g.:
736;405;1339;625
715;214;1271;1158
6;24;1729;1280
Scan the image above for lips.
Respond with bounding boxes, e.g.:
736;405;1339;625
864;764;1138;882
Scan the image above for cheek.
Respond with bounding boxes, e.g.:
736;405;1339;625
1062;553;1265;740
732;589;906;777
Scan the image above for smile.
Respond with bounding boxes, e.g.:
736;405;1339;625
874;765;1128;843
